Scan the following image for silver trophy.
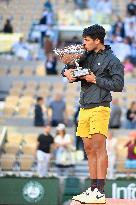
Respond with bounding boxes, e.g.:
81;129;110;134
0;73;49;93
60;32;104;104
54;44;90;77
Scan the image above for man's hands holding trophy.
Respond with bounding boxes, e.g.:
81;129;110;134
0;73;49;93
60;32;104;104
54;44;96;83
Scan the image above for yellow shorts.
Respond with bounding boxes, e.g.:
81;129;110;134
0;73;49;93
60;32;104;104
76;106;111;138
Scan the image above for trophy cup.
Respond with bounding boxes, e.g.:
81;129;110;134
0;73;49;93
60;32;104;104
53;44;90;78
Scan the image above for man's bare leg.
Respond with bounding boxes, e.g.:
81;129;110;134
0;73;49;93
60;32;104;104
83;138;97;189
91;134;108;179
72;135;107;203
83;134;108;192
83;138;97;178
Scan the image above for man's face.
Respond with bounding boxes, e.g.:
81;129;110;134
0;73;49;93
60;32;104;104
55;93;62;101
44;125;51;134
39;99;43;105
131;0;136;3
83;36;99;51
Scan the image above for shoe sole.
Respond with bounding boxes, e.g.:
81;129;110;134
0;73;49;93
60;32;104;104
72;199;106;204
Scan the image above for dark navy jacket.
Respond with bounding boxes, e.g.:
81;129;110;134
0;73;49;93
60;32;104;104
62;45;124;109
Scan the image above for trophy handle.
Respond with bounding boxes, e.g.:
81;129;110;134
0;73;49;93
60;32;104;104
75;59;79;67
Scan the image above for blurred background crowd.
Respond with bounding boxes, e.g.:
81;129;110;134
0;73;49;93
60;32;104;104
0;0;136;180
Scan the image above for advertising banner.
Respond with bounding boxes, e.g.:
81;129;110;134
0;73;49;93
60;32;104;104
0;177;60;205
85;178;136;200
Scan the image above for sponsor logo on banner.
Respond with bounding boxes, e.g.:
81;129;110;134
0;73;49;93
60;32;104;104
112;183;136;199
23;181;44;202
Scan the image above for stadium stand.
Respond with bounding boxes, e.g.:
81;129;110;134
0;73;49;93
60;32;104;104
0;0;44;37
0;0;128;37
0;127;136;177
0;154;16;170
19;154;35;171
1;77;136;127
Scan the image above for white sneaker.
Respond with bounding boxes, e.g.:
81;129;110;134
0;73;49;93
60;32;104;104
72;187;106;204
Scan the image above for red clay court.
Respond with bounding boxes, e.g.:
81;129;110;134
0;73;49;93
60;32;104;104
71;198;136;205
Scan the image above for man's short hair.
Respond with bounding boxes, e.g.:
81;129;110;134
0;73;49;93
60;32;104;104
37;97;43;102
82;24;106;44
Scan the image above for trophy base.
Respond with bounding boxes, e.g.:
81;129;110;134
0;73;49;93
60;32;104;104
72;67;90;78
